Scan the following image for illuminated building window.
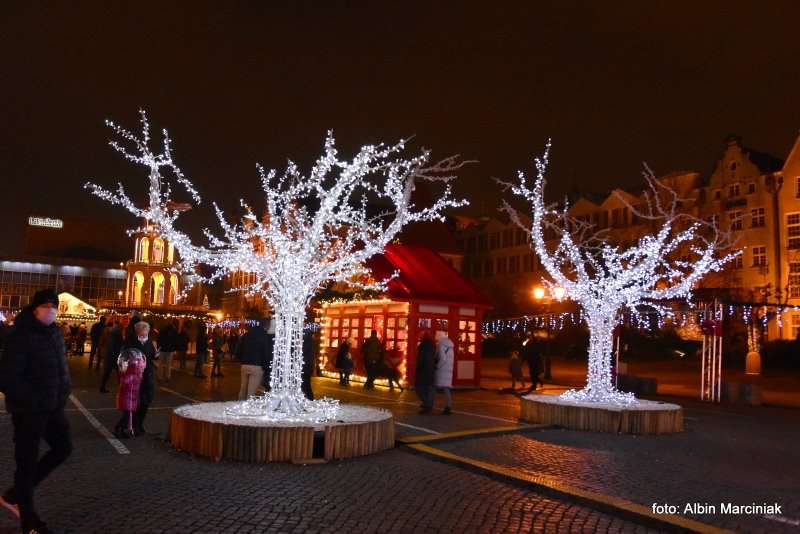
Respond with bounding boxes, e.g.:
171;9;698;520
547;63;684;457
789;263;800;298
787;213;800;249
751;246;767;267
751;207;765;228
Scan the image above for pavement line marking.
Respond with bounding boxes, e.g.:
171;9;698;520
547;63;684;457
398;424;546;444
406;442;733;534
395;422;439;435
68;394;130;455
160;387;201;403
316;381;520;423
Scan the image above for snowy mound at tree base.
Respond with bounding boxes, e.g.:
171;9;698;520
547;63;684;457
520;395;683;434
174;401;392;431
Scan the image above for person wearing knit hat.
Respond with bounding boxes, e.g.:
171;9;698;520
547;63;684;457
0;288;72;534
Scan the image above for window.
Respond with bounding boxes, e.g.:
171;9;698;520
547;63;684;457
728;183;740;198
729;211;743;231
733;255;743;269
789;263;800;298
751;207;765;228
509;255;519;274
515;228;527;246
611;208;627;228
796;177;800;199
502;229;513;247
788;213;800;249
752;246;767;267
523;254;535;272
713;189;721;200
706;214;719;228
484;259;494;276
496;257;507;275
489;232;500;250
793;314;800;339
747;182;756;194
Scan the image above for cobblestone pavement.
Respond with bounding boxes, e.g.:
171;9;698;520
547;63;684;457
433;407;800;534
0;357;658;533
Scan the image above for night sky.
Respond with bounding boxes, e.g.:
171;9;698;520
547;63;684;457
2;1;800;255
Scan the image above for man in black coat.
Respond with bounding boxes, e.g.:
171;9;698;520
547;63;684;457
415;333;436;414
522;332;544;391
0;289;73;534
236;318;270;400
125;321;157;435
87;316;106;370
99;322;123;393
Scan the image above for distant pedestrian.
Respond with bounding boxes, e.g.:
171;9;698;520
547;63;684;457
384;349;404;392
125;321;157;435
434;332;455;415
509;349;525;390
0;289;73;534
415;332;436;414
335;337;354;386
236;319;269;400
210;327;225;377
194;323;209;378
523;332;544;391
99;322;124;393
88;316;106;369
362;330;384;390
113;347;147;439
175;324;189;370
156;320;179;383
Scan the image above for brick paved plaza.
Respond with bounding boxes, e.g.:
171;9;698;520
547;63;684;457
1;356;798;533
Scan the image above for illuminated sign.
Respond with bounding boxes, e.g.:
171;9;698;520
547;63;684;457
28;216;64;229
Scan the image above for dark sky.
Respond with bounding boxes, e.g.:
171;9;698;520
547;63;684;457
2;1;800;255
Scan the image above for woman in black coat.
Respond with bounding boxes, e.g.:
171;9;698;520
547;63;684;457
415;332;436;414
124;320;157;435
335;338;353;386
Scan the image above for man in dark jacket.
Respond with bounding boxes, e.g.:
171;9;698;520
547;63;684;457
156;320;179;383
99;322;124;393
415;332;436;414
0;289;73;534
87;316;106;370
236;319;270;400
125;321;157;435
362;330;384;390
523;332;544;391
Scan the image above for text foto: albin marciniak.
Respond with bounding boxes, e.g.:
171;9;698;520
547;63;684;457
652;502;783;515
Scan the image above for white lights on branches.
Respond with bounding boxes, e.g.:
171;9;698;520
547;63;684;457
86;110;467;422
501;142;737;404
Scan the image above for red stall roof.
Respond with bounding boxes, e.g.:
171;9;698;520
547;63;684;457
367;244;491;308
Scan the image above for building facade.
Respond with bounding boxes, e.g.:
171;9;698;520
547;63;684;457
458;134;800;339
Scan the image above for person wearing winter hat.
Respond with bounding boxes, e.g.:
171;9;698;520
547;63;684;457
0;288;72;534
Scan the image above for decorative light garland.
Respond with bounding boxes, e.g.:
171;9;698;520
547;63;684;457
86;110;467;422
499;142;738;404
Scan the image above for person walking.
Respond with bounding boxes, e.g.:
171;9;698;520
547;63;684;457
522;332;544;391
236;319;269;400
125;321;157;435
335;337;353;386
99;322;124;393
384;349;404;392
113;347;147;439
508;348;526;391
0;289;72;534
210;327;225;378
434;332;455;415
362;330;384;390
87;316;106;370
175;324;189;370
415;332;436;414
156;320;179;383
194;323;208;378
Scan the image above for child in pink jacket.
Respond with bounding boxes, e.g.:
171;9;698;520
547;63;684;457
114;348;147;438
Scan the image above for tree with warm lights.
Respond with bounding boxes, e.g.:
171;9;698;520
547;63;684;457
500;142;737;404
87;110;468;420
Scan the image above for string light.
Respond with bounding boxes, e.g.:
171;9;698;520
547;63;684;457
86;110;467;422
499;141;738;404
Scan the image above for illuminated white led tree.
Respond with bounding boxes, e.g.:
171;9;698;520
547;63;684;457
86;110;467;421
500;142;737;404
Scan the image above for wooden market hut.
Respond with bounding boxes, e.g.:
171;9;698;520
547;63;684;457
318;244;491;388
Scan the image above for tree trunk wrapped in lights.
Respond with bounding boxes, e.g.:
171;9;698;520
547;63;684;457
86;110;468;421
500;142;738;404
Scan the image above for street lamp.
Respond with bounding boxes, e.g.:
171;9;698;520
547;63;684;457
532;286;546;300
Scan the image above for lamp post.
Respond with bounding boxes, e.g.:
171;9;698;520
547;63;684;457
532;284;561;380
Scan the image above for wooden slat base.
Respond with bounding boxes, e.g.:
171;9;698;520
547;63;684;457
520;396;683;434
169;408;395;463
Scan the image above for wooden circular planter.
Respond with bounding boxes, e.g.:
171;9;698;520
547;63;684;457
169;402;395;463
520;395;683;434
